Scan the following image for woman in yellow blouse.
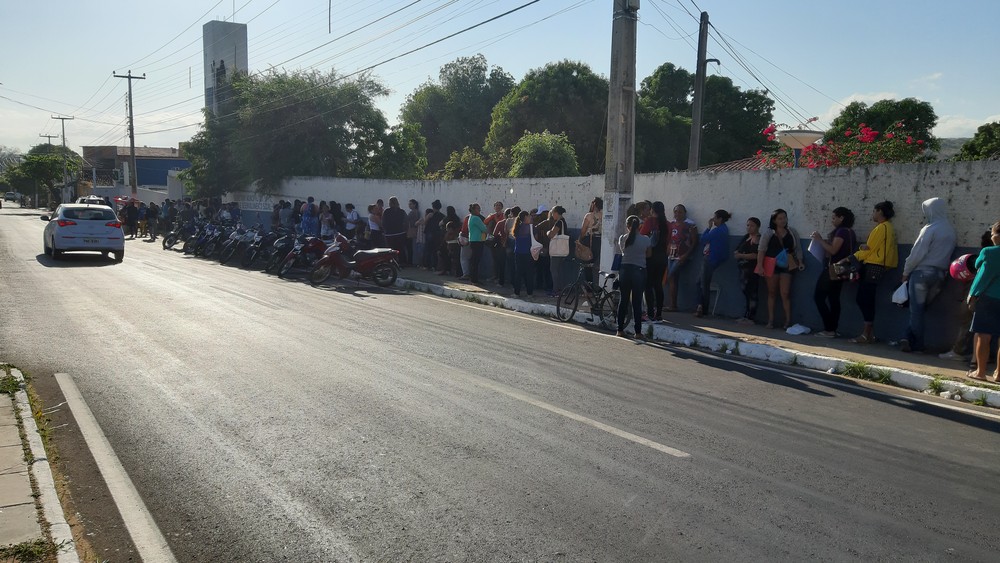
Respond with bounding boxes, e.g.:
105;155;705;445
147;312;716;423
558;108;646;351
845;201;898;344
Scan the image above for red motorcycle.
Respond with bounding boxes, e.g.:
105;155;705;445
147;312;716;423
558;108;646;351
308;233;399;287
276;236;330;278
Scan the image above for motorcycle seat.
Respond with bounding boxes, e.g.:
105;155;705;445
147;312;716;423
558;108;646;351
354;249;390;259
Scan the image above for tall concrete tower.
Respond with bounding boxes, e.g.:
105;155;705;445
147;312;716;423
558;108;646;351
203;20;248;115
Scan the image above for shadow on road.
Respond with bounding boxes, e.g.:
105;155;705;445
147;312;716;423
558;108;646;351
662;343;1000;430
35;253;118;268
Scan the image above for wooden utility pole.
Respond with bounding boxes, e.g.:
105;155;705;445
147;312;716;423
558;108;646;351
604;0;639;269
114;70;145;197
687;11;710;171
39;134;59;144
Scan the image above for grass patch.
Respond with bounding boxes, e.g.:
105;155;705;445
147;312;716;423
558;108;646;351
841;360;874;380
0;538;58;561
974;393;989;406
645;324;654;339
0;373;19;395
871;367;895;385
927;378;946;394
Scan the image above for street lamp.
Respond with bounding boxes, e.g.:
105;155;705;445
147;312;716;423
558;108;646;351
777;129;824;168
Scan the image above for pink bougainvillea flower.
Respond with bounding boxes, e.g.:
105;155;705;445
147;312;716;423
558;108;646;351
848;151;859;157
906;136;913;144
756;149;763;155
844;129;853;137
885;133;894;139
917;139;925;145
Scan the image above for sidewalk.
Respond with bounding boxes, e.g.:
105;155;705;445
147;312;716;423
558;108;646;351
1;366;77;561
0;377;42;550
394;266;999;406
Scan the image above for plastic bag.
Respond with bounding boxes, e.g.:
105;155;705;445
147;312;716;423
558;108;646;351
891;281;909;306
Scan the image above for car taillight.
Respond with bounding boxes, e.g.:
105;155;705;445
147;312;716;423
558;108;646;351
57;220;77;227
106;221;122;228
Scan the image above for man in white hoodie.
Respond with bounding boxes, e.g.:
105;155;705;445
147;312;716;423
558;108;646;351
898;197;957;353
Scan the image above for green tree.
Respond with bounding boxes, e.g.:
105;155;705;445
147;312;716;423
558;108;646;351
955;121;1000;161
401;54;515;174
182;70;426;196
700;76;775;166
635;62;773;171
825;98;939;150
508;131;579;178
485;60;608;175
437;146;490;179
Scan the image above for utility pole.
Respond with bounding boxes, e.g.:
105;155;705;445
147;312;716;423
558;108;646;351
51;115;74;203
39;134;59;144
687;11;716;171
604;0;639;272
114;70;146;197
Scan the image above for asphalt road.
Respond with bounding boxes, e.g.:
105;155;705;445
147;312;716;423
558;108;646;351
2;205;999;562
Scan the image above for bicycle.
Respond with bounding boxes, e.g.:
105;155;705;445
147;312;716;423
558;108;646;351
554;264;630;329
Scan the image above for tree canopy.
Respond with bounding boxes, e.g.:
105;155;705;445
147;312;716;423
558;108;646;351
485;60;608;175
508;131;579;178
955;121;1000;161
181;70;426;198
401;54;514;174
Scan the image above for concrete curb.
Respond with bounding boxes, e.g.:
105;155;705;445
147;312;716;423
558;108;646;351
396;278;1000;409
11;368;80;562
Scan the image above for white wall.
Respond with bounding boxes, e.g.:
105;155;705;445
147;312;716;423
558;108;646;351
229;159;999;247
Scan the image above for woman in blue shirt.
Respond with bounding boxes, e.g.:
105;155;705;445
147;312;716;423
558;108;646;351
467;203;488;283
696;210;731;317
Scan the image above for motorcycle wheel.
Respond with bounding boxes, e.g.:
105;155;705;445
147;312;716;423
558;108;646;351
219;243;237;264
162;234;177;250
277;256;295;278
371;262;398;287
181;238;194;254
203;241;218;258
264;252;281;273
310;264;332;286
241;248;257;269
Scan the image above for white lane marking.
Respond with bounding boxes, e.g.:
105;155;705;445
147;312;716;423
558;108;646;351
55;373;178;562
475;376;691;458
711;356;1000;423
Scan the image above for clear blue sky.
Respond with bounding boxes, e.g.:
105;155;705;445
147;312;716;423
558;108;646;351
2;0;998;156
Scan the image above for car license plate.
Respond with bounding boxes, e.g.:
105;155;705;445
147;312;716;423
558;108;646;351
84;238;99;243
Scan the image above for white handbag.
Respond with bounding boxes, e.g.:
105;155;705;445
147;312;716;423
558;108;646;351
530;226;543;260
549;234;570;257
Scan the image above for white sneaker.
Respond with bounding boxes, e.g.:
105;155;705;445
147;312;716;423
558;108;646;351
938;351;970;362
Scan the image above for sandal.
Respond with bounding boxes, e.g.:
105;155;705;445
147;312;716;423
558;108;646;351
848;335;873;344
765;323;774;329
694;305;704;318
967;370;988;381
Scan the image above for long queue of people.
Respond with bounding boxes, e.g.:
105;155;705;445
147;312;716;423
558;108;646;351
613;198;1000;382
121;192;1000;380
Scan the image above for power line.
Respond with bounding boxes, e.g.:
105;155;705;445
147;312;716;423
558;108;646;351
116;0;228;71
273;0;425;68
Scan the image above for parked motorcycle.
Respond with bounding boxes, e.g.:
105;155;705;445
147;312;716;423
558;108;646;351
243;227;289;269
218;224;260;264
162;220;198;251
264;231;301;273
201;223;234;258
182;221;214;255
308;234;399;287
276;236;330;278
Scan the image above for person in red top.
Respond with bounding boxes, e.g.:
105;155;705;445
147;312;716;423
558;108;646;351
665;204;698;312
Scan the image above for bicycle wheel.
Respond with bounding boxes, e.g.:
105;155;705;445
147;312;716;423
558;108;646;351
597;290;624;330
554;284;581;322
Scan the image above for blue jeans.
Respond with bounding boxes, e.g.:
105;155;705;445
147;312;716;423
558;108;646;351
697;260;721;312
905;268;946;351
617;263;646;333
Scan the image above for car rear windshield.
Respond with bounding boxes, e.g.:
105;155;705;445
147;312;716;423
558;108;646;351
63;208;117;221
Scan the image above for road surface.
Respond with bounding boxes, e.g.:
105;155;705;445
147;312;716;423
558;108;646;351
1;205;998;561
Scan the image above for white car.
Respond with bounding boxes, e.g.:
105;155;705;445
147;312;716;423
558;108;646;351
42;204;125;262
